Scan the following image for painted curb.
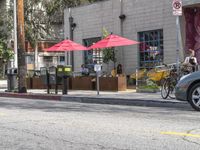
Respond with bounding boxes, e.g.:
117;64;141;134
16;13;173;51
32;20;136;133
0;92;61;101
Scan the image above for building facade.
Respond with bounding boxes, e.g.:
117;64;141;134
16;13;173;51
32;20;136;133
64;0;200;75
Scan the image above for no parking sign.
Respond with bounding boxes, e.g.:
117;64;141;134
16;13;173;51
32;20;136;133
172;0;182;16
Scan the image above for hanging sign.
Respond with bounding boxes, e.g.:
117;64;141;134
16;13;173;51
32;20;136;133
172;0;182;16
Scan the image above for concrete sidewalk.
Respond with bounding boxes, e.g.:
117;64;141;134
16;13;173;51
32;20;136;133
0;88;189;108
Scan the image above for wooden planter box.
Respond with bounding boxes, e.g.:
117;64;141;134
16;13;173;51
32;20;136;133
27;77;72;90
32;77;46;89
99;76;127;91
26;78;32;89
71;77;94;90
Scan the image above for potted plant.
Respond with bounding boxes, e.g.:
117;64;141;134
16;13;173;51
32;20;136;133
102;28;117;76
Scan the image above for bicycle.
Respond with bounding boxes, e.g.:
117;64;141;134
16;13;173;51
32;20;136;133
161;64;179;99
160;62;198;99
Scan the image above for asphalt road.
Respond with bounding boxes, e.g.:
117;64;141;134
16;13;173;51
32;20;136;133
0;97;200;150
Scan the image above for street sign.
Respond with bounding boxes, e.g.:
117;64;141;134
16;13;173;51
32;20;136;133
94;64;102;72
172;0;182;16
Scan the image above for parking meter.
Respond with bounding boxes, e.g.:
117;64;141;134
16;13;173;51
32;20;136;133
94;64;102;95
49;66;57;85
40;67;49;94
62;66;72;95
40;67;48;85
48;66;57;94
56;65;64;85
63;66;72;77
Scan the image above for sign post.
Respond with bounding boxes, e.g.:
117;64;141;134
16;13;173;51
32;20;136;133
94;64;102;95
172;0;182;74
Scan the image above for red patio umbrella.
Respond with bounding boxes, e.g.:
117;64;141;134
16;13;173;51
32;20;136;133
45;39;88;52
88;34;139;49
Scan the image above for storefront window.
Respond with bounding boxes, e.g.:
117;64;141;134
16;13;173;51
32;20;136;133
83;37;102;71
26;55;34;64
59;56;65;63
43;56;53;63
59;56;65;65
138;29;163;68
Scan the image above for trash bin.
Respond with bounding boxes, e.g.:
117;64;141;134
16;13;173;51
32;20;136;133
6;68;18;92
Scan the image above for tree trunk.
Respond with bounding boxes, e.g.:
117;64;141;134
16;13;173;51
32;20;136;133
17;0;27;93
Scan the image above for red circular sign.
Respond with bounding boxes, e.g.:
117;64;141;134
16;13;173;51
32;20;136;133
173;1;181;9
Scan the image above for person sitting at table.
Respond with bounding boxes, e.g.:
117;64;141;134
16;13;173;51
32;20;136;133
117;64;123;75
81;64;89;76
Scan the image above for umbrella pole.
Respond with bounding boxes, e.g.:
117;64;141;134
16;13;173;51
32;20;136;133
113;47;116;69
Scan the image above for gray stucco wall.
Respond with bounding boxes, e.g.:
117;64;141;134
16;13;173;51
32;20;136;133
64;0;189;74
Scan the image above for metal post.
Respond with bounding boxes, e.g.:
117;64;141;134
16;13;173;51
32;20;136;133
55;70;58;94
96;71;100;95
63;76;68;95
119;0;125;69
136;68;138;92
69;8;74;71
14;0;18;68
47;71;50;94
176;16;180;74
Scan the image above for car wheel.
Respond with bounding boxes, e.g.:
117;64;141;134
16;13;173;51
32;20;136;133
188;83;200;111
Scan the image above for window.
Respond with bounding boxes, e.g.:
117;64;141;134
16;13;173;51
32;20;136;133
59;56;65;62
43;56;53;63
138;29;163;68
83;37;102;71
26;55;34;64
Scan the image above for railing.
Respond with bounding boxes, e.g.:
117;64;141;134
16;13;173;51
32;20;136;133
131;63;200;92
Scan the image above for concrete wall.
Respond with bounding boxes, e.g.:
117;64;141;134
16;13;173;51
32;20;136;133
64;0;189;75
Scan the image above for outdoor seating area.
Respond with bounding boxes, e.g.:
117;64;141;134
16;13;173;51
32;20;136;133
24;33;139;92
26;73;127;92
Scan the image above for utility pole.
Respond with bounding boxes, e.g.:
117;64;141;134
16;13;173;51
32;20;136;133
17;0;27;93
14;0;18;68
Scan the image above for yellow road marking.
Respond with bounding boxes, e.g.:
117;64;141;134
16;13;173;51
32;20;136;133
161;131;200;138
0;113;6;116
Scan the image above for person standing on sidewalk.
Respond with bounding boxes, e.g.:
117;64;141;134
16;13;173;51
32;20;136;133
183;49;198;72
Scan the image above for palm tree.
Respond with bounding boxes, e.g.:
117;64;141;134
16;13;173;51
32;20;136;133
17;0;27;93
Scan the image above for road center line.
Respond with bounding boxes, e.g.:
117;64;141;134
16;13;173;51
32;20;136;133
161;132;200;138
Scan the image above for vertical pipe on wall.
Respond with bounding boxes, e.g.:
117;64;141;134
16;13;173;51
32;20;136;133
65;8;71;66
119;0;125;71
69;8;74;70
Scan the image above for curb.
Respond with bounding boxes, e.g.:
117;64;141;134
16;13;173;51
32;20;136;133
0;92;61;101
61;96;190;108
0;92;190;109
